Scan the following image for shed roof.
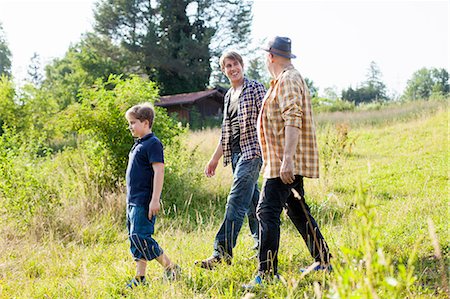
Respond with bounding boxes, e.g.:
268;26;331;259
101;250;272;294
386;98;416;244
155;89;225;107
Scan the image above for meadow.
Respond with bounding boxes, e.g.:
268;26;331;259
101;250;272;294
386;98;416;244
0;99;448;298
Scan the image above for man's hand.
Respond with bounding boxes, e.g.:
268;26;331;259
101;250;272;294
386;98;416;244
280;156;295;184
204;159;219;177
149;199;161;218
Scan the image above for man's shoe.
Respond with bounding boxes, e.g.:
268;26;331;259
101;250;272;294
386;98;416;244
126;276;147;289
250;241;259;251
195;256;231;270
300;262;333;274
242;273;282;290
242;274;263;290
164;264;181;281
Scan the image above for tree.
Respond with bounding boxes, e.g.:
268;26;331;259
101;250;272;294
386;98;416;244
155;0;213;94
402;67;449;100
342;61;388;104
0;23;12;77
364;61;387;101
43;33;132;109
304;77;318;98
93;0;253;95
323;86;339;100
0;75;17;134
246;56;270;87
27;53;44;86
431;68;449;94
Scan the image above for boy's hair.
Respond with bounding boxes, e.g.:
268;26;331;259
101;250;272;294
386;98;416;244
126;103;155;129
219;51;244;70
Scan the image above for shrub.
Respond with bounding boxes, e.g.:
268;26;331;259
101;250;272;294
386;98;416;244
65;74;185;186
0;127;59;232
0;75;187;236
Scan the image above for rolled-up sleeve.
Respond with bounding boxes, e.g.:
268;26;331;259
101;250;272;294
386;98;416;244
279;76;303;128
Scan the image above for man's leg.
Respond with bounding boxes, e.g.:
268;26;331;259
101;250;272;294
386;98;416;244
286;176;331;265
213;156;262;258
247;182;260;249
257;178;291;275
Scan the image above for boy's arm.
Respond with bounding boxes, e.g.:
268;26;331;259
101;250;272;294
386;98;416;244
149;162;164;218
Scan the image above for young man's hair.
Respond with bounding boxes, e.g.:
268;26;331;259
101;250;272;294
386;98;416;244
219;51;244;70
126;103;155;128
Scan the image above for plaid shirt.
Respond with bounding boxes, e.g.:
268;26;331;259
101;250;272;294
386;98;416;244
222;77;266;166
258;65;319;179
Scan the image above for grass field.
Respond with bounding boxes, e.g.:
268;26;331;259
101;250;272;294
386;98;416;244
0;103;448;298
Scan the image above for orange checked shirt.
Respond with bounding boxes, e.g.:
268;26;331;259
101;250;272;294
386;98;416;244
258;65;319;179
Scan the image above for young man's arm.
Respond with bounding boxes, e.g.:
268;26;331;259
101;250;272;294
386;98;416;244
149;162;164;218
204;140;223;177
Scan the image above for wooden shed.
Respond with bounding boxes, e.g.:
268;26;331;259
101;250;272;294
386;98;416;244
155;87;227;124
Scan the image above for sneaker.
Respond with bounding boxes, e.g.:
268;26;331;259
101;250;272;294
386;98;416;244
242;273;281;290
250;241;259;251
126;276;147;289
195;256;231;270
164;264;181;281
300;262;333;274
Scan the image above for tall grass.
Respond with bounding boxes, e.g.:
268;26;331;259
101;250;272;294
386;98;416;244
315;98;447;127
0;103;448;298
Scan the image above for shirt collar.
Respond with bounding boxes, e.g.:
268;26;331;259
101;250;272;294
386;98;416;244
136;132;154;143
270;64;294;87
242;77;250;89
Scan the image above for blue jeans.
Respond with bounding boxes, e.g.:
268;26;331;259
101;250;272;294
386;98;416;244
127;205;163;261
213;152;262;258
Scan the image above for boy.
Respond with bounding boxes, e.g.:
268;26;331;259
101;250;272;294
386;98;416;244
125;103;180;288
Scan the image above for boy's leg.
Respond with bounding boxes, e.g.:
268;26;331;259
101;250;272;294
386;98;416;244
156;252;181;280
156;252;172;268
136;259;147;276
128;205;163;265
126;205;165;288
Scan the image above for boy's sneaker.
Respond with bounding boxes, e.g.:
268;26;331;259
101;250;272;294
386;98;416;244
126;276;147;289
195;256;231;270
300;262;333;274
164;264;181;281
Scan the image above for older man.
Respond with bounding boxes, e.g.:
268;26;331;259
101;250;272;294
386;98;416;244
247;36;331;286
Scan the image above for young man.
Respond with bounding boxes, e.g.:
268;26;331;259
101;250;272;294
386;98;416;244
246;36;331;287
124;103;180;288
196;51;266;269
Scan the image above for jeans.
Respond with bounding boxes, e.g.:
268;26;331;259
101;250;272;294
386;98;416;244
213;152;262;258
247;183;260;247
127;205;163;261
257;176;331;274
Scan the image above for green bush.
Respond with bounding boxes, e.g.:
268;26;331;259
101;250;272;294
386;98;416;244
65;74;185;186
0;75;18;134
0;75;187;235
0;128;59;232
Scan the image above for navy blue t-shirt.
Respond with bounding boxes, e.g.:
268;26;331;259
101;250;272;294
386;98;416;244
126;133;164;206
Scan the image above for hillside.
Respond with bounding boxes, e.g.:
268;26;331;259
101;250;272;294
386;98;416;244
0;106;448;298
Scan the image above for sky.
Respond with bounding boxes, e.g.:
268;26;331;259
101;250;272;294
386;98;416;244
0;0;448;97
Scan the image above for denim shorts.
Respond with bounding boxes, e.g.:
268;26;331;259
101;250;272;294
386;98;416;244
127;205;163;261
